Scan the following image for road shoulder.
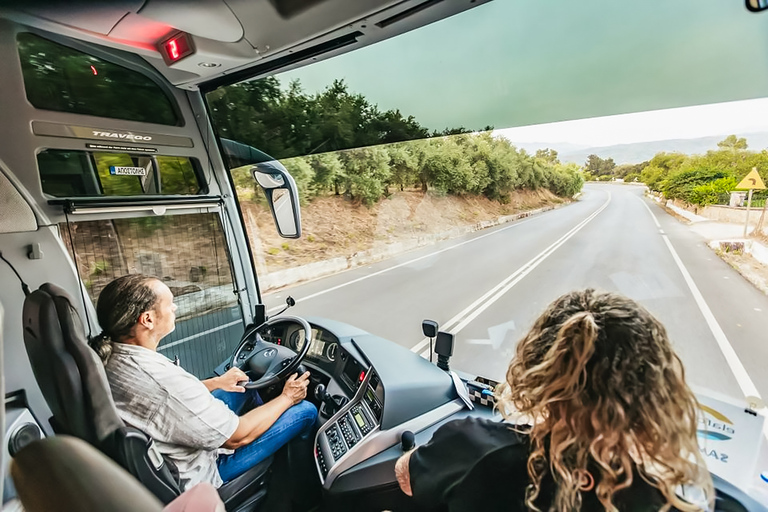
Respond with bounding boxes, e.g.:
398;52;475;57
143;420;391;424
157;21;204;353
652;194;768;297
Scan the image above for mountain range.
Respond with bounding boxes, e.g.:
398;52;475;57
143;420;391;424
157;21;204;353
511;132;768;165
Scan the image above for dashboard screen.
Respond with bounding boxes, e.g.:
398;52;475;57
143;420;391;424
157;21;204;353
288;327;337;362
341;358;362;389
353;411;366;429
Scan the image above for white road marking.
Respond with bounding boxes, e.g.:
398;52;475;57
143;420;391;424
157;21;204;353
637;196;762;402
266;211;550;313
411;192;612;352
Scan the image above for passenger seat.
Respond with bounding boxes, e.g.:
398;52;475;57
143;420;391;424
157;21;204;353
11;435;225;512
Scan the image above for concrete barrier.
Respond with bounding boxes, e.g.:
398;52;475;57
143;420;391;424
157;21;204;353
667;199;767;234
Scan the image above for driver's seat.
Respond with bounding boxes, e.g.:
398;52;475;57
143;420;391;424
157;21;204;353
21;283;273;511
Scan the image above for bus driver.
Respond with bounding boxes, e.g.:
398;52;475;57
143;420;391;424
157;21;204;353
89;274;318;491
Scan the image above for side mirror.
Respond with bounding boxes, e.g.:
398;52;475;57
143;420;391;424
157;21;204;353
251;160;302;239
422;320;438;338
746;0;768;11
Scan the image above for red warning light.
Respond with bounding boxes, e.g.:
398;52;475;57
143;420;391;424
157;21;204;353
90;65;98;76
358;370;366;383
159;32;194;64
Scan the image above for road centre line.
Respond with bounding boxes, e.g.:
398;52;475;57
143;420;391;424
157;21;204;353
412;192;612;354
637;197;762;403
267;208;559;313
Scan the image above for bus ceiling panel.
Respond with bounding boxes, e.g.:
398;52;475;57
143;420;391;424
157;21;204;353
135;0;244;43
9;1;145;36
229;0;400;54
3;0;242;43
105;13;177;46
1;0;489;89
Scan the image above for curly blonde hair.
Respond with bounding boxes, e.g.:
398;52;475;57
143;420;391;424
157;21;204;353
496;289;712;511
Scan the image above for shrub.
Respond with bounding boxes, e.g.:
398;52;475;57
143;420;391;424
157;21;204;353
662;168;732;203
688;176;737;205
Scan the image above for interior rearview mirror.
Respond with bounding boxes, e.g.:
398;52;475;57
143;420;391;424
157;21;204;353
746;0;768;11
251;160;302;239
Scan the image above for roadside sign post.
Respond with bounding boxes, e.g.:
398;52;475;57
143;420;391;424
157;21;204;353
745;189;753;238
735;168;767;238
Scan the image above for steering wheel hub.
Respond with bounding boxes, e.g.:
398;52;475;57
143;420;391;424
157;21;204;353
230;315;312;389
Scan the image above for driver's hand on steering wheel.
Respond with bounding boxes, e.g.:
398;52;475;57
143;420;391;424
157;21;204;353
281;371;310;405
216;367;250;393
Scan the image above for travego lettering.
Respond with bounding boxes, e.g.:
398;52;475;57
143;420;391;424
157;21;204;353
91;131;152;141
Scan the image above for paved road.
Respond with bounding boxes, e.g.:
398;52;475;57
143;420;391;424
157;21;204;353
263;183;768;408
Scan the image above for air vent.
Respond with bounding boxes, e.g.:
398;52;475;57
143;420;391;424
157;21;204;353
376;0;445;29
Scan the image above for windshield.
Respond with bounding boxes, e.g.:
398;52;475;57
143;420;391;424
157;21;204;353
206;0;768;489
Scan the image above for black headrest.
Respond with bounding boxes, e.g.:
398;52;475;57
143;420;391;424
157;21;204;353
22;284;122;444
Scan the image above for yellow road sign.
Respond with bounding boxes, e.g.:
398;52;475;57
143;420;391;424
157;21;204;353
736;169;766;190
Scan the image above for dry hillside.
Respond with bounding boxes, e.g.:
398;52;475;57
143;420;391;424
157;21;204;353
239;188;566;275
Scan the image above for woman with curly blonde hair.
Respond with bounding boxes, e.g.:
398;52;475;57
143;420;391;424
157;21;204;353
396;289;713;511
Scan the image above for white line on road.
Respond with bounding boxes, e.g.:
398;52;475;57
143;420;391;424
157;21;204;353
412;192;612;354
637;196;762;402
267;211;552;313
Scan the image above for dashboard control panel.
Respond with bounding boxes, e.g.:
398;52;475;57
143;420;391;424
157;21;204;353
315;367;383;481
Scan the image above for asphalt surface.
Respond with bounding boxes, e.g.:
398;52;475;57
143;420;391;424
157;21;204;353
262;183;768;407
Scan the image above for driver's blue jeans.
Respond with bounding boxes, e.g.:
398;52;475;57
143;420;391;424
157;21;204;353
212;388;317;483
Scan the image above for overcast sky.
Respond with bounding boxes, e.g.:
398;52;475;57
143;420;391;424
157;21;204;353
493;98;768;147
276;0;768;147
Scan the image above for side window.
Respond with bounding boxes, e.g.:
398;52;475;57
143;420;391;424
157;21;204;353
38;150;205;197
61;213;241;378
17;33;179;126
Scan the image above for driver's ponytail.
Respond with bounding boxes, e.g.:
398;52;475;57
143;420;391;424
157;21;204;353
89;331;113;363
551;311;598;394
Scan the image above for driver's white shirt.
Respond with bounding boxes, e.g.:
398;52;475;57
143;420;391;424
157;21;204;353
105;343;239;490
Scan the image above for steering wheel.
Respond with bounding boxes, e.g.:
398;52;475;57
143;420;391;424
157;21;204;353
231;316;312;390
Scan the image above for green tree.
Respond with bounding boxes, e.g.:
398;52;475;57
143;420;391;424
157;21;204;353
338;147;391;205
717;135;748;151
535;148;560;165
281;157;314;203
640;152;687;192
386;143;419;192
614;161;648;179
309;152;345;195
584;154;616;176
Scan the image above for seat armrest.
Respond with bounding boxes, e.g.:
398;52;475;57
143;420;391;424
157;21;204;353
102;426;182;504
